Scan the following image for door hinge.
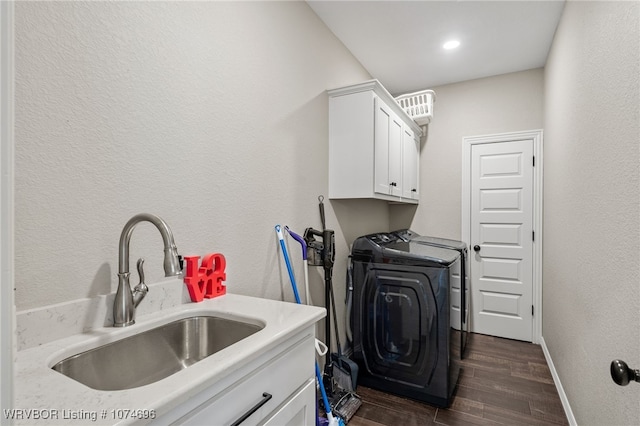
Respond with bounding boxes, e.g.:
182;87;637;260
532;230;535;241
532;305;534;316
533;156;535;167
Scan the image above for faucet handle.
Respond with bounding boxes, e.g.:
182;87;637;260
133;258;149;307
136;258;146;286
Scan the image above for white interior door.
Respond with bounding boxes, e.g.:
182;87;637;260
470;139;534;341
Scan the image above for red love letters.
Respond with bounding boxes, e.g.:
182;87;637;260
183;253;227;302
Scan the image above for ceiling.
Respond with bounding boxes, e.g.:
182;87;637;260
307;0;565;96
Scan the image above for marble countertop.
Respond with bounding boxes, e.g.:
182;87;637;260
14;294;325;425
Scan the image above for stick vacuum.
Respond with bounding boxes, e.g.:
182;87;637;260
304;197;361;422
304;227;334;362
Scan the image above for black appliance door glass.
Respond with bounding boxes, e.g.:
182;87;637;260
361;266;438;388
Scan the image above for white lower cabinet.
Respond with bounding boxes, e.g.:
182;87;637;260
155;329;316;426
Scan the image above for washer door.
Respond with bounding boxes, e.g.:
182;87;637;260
360;265;439;387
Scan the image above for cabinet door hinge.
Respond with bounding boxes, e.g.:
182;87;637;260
533;156;536;167
532;305;534;316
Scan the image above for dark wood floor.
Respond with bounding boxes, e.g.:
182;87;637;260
349;333;568;426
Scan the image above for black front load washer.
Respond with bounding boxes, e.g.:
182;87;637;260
350;232;461;408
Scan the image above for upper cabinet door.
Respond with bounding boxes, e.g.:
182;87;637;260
402;128;419;200
375;97;403;197
374;97;391;195
373;98;392;194
388;113;403;198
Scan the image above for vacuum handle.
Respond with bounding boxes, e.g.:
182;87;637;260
323;229;335;269
319;195;326;230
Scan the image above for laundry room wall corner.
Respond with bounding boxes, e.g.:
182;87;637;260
401;69;543;240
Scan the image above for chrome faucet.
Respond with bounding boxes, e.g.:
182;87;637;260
113;213;182;327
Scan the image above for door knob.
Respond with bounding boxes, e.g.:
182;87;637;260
611;359;640;386
473;245;481;252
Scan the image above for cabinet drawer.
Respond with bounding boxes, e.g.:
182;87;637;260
262;379;315;426
176;334;314;426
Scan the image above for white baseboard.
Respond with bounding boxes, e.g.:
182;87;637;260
540;336;577;426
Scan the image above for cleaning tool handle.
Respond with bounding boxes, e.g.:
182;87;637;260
287;227;312;305
285;226;307;260
319;195;326;230
275;225;301;304
316;363;333;416
315;338;328;356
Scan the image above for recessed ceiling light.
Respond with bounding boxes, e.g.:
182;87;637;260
443;40;460;50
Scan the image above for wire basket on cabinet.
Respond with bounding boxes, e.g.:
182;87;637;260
395;89;436;126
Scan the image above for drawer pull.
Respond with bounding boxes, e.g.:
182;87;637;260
230;392;272;426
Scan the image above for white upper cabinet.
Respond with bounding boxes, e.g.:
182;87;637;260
328;80;422;204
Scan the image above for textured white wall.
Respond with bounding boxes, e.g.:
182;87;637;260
543;1;640;424
14;1;383;318
390;69;544;237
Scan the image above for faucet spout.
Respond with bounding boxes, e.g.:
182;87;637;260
114;213;182;327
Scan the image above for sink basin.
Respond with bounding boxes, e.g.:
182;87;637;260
51;316;263;391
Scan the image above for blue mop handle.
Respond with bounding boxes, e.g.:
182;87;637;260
275;225;301;304
316;363;333;415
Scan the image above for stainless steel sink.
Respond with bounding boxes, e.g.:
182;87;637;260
52;316;263;391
